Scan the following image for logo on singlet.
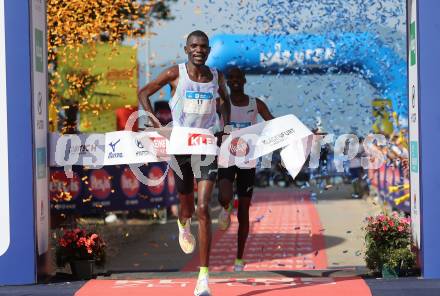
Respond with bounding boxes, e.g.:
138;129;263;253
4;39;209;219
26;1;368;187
185;91;213;100
231;122;252;129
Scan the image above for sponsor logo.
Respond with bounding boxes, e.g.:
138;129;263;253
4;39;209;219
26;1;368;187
40;200;44;218
188;133;216;146
36;119;44;130
37;91;42;115
70;144;98;155
261;128;295;146
36;147;47;179
229;137;250;157
260;41;336;67
231;121;252;129
134;137;150;157
34;0;43;12
185;91;214;100
90;169;111;199
108;139;123;159
147;166;165;195
410;141;419;173
150;137;167;156
49;171;81;201
36;93;44;129
35;28;44;73
121;168;140;198
411;85;416;109
410;21;416;66
135;138;144;149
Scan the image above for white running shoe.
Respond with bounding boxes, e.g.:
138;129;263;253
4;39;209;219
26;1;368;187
218;206;231;231
177;219;196;254
194;275;211;296
233;259;245;272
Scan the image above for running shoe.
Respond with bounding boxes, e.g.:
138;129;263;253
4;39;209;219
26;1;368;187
194;275;211;296
233;258;245;272
218;205;232;231
177;219;196;254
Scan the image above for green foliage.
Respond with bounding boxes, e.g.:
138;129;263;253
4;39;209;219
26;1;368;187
364;212;416;274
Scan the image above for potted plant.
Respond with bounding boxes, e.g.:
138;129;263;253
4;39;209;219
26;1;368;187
364;212;416;278
56;228;106;280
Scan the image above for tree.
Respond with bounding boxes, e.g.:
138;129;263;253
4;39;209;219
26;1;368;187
47;0;176;133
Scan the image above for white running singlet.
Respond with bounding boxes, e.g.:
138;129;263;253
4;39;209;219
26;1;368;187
229;96;259;168
169;63;220;131
230;96;258;131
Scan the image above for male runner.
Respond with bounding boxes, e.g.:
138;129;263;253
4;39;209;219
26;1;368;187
138;30;231;296
217;67;274;271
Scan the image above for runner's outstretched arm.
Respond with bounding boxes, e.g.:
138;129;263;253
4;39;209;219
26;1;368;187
256;98;275;121
138;66;179;128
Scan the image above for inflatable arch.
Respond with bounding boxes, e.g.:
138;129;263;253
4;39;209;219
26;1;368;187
206;33;408;120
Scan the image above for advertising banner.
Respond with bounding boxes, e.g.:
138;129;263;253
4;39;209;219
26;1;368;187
408;0;421;248
31;0;49;256
50;163;178;213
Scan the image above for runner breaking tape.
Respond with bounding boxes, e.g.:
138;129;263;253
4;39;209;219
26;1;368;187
217;66;274;271
138;30;231;296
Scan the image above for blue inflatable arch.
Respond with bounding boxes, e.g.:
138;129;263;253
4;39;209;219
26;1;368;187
206;33;408;119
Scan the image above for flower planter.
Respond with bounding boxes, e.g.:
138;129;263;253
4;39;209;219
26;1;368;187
381;264;400;278
70;260;95;280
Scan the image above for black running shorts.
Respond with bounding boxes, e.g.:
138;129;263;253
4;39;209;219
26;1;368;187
218;166;256;198
171;154;218;194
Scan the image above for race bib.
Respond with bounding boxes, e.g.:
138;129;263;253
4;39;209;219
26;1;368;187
231;121;252;130
183;90;214;115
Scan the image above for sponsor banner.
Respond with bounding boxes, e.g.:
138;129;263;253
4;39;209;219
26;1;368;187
51;115;312;177
219;115;313;179
50;133;105;167
168;127;218;155
51;131;169;167
50;163;177;213
280;136;312;180
408;0;421;248
31;0;49;255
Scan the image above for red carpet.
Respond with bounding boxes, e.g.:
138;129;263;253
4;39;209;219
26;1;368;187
75;277;372;296
183;191;327;272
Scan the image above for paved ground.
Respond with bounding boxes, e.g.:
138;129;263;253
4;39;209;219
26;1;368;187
183;190;327;272
3;184;438;296
104;184;379;273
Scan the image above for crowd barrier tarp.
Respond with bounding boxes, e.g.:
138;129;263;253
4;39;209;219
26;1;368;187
49;163;177;214
207;33;408;119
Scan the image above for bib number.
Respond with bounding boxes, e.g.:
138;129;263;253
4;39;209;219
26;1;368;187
183;91;214;115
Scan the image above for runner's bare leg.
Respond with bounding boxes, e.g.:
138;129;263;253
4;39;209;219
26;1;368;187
237;196;252;259
178;192;195;225
218;178;233;209
197;180;214;266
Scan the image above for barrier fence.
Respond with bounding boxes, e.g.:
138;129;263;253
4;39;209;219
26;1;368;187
49;163;177;214
369;162;410;213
